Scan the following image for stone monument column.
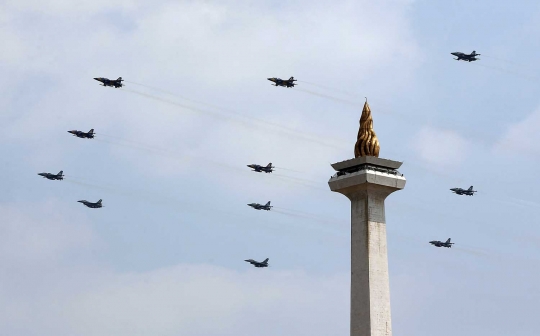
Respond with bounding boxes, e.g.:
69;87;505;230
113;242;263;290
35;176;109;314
328;101;405;336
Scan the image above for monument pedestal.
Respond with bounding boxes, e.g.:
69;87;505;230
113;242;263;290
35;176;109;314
328;156;405;336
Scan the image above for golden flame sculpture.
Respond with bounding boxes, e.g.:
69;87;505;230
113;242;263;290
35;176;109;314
354;99;380;158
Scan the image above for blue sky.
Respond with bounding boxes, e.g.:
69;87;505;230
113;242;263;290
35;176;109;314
2;0;540;335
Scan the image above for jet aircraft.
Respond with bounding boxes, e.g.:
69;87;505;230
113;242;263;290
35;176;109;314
94;77;124;88
68;129;95;139
267;76;297;88
429;238;454;248
245;258;269;268
247;201;272;211
38;170;64;180
450;186;477;196
78;199;103;208
451;50;480;62
247;163;274;173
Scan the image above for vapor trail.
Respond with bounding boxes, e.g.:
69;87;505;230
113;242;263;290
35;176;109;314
67;175;345;240
295;87;414;127
125;80;225;111
273;206;347;226
271;209;347;235
452;245;491;257
274;166;304;173
470;62;539;81
272;175;326;192
64;178;120;194
120;88;344;150
481;54;540;71
116;84;540;209
273;173;320;185
94;137;187;163
96;134;324;192
296;80;358;97
121;83;348;148
294;88;363;107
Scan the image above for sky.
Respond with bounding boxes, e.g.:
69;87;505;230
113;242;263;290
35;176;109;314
2;0;540;335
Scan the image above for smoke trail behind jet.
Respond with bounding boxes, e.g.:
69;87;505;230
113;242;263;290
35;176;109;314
297;80;358;97
470;62;539;82
294;88;363;107
120;88;344;150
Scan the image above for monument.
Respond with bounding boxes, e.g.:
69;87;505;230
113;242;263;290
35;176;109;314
328;100;406;336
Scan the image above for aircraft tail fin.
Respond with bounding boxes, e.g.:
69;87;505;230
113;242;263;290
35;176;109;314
97;199;102;204
58;170;64;176
266;163;272;168
468;186;474;191
445;238;451;244
89;129;94;134
265;201;271;206
117;77;123;81
263;258;269;264
289;76;295;81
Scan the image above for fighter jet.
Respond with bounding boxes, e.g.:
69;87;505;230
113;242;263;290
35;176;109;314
38;170;64;180
247;163;274;173
429;238;454;248
451;50;480;62
267;76;297;88
247;201;272;211
68;128;95;139
78;199;103;208
450;186;477;196
245;258;269;268
94;77;124;88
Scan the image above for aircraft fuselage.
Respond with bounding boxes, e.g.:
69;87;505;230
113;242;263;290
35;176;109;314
94;77;123;88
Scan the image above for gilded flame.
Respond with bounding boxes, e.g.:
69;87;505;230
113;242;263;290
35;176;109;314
354;100;380;158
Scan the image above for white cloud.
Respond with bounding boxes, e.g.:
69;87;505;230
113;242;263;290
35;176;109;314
494;106;540;156
0;200;348;335
0;200;94;265
58;266;348;336
2;259;349;335
0;2;418;334
0;0;420;182
411;126;470;167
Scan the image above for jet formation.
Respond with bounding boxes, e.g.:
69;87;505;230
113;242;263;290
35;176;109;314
38;170;64;180
267;76;297;88
429;238;454;248
245;258;269;268
451;50;480;62
36;72;485;270
247;201;272;211
247;163;274;173
94;77;124;88
68;128;95;139
450;186;477;196
78;199;103;208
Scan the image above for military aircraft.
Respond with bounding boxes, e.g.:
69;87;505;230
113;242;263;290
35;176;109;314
451;50;480;62
247;163;274;173
267;76;297;88
38;170;64;180
429;238;454;248
68;129;95;139
245;258;269;268
247;201;272;211
94;77;124;88
78;199;103;208
450;186;477;196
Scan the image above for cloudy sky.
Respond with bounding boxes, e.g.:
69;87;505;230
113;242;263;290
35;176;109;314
2;0;540;335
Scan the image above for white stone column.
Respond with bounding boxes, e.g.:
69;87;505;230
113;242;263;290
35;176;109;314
328;157;405;336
